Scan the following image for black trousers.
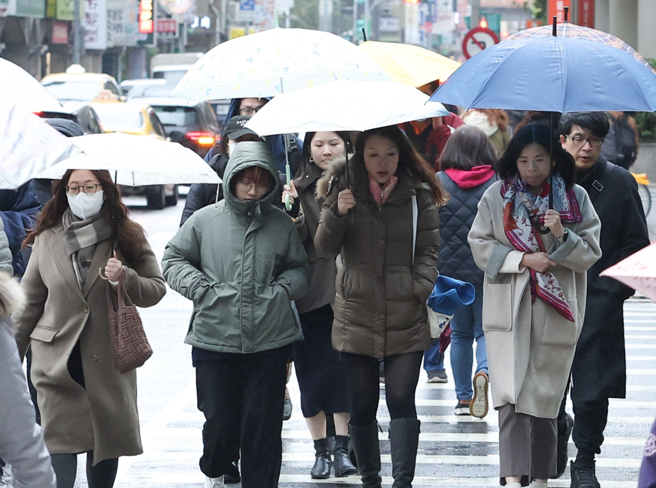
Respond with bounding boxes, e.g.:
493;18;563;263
558;392;609;460
195;348;289;488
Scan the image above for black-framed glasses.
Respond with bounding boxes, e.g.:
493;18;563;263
566;135;605;147
66;184;102;195
239;107;262;116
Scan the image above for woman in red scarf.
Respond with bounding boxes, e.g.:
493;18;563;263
468;124;602;488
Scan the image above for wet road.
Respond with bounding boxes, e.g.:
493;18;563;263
72;197;654;487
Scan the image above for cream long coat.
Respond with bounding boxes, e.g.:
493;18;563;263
468;181;601;418
13;225;166;464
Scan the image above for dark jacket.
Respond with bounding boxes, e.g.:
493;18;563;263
180;153;227;226
314;158;440;358
0;183;41;277
437;168;496;288
162;142;308;354
572;155;650;401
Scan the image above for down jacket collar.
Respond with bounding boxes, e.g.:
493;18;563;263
316;155;419;204
223;141;280;219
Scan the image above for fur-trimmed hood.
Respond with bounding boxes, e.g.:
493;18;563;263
316;156;347;200
0;272;25;320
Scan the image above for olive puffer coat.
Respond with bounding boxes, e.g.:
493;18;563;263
314;158;440;359
162;141;308;354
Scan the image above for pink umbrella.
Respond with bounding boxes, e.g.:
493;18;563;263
600;243;656;301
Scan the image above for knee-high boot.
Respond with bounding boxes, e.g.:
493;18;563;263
349;422;382;488
389;418;420;488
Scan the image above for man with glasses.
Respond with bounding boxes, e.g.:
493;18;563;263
558;112;649;487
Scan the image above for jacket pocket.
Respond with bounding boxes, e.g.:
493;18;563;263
482;275;513;332
30;325;58;343
540;299;579;346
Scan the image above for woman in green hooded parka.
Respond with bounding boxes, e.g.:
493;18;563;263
161;141;308;488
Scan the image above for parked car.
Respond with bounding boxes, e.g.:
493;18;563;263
91;101;178;210
128;97;220;158
42;64;123;103
36;102;103;134
119;78;168;99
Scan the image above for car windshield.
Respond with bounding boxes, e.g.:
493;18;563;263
43;81;102;101
93;105;144;129
153;70;187;85
152;106;198;128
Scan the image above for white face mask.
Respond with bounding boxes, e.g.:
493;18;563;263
228;140;238;156
66;191;105;220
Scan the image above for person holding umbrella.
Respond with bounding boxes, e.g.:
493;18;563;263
558;112;650;486
13;169;166;488
314;125;442;488
281;131;358;479
468;124;601;488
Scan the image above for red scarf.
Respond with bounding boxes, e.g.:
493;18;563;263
369;175;398;204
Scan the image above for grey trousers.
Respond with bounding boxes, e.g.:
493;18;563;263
499;403;558;485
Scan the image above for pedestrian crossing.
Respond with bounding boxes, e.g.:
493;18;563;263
110;299;655;488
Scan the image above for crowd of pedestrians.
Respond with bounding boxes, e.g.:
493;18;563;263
0;97;652;488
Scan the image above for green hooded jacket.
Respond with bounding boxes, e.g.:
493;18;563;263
162;141;308;354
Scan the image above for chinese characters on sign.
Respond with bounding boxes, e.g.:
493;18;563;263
84;0;107;49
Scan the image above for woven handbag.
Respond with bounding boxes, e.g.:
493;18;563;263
106;272;152;374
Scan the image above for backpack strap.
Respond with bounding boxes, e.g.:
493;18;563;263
412;195;418;265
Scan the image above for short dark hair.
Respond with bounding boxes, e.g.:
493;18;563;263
439;125;497;171
497;123;576;190
558;112;610;139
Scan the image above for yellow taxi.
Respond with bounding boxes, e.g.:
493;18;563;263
90;101;177;209
42;64;123;103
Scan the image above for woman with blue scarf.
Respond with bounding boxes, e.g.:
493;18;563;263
468;124;602;488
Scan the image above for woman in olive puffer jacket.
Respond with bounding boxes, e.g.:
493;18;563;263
315;125;442;488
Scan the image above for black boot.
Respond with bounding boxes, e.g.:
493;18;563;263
311;438;332;479
349;422;382;488
332;435;358;477
389;418;420;488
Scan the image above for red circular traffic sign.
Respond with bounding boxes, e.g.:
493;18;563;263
462;27;500;60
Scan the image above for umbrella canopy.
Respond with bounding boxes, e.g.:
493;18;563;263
170;27;390;101
0;58;63;112
245;80;448;136
37;133;221;186
358;41;461;87
429;34;656;112
0;99;82;189
508;22;656;74
600;243;656;302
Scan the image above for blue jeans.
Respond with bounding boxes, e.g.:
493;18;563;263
423;344;444;373
449;288;487;400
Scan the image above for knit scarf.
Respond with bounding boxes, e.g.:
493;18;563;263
62;209;112;290
501;174;582;321
369;174;398;205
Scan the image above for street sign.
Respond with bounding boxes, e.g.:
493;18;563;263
462;26;499;59
157;18;178;38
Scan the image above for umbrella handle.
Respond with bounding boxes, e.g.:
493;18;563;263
284;164;292;212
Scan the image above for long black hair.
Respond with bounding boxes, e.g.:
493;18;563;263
496;124;576;190
352;126;445;204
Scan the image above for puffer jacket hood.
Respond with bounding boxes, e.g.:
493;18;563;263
223;141;280;217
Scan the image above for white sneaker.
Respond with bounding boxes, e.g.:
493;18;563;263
530;480;548;488
204;475;225;488
470;371;489;419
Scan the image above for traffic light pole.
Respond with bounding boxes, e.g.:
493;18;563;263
73;0;81;64
470;0;480;29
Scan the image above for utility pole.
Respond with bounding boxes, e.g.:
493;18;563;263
352;0;358;42
72;0;83;65
470;0;480;28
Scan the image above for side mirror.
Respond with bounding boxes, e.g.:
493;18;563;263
168;131;184;143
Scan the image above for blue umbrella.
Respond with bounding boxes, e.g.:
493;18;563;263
429;34;656;112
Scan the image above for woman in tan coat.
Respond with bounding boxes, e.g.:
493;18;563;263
468;124;601;488
14;169;166;488
315;125;442;488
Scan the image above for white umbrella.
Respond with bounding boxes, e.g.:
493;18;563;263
37;133;221;185
245;80;449;136
0;58;62;113
171;27;390;101
0;99;82;189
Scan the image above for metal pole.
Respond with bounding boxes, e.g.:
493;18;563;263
352;0;358;42
73;0;81;64
470;0;480;28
